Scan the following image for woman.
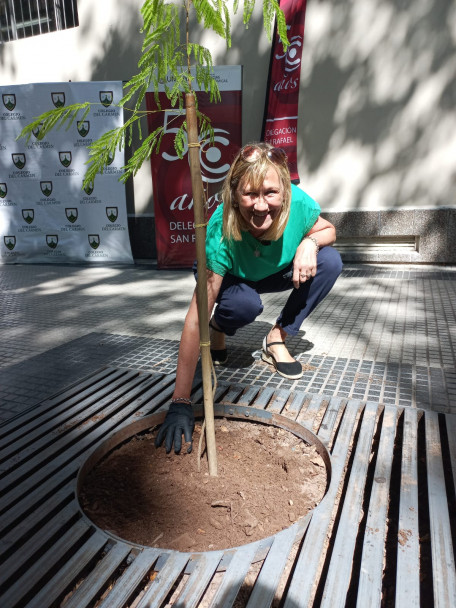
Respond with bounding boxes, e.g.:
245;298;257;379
155;143;342;453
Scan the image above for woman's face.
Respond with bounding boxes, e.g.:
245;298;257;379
236;166;283;238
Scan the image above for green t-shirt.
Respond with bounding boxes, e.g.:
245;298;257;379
206;184;321;281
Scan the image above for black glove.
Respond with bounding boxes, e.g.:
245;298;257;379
154;402;195;454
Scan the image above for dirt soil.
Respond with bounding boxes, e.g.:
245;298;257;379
80;419;328;553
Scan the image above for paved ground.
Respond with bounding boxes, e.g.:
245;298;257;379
1;260;455;424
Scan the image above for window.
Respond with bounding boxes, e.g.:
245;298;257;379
0;0;78;42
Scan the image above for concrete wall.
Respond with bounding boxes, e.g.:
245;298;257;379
2;0;455;263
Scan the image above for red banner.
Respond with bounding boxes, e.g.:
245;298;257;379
146;66;242;268
262;0;307;182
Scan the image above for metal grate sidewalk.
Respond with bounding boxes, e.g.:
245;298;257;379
1;367;456;607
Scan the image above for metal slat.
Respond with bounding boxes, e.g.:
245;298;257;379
246;521;309;608
296;393;327;430
282;391;310;420
283;399;362;607
1;482;70;540
204;383;233;407
220;387;245;404
318;396;345;446
0;500;78;579
0;372;154;477
26;531;108;608
207;544;259;607
61;542;132;608
357;406;397;606
0;369;135;462
0;377;173;511
0;367;117;441
172;552;224;607
0;473;74;535
265;389;289;414
96;548;161;608
0;502;80;586
134;551;190;608
445;414;456;503
425;411;456;607
236;386;261;407
320;401;379;608
395;408;420;607
251;387;275;409
0;519;91;608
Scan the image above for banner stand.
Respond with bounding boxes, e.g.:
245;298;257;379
146;66;242;269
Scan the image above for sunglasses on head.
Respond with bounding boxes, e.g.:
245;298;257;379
239;145;288;166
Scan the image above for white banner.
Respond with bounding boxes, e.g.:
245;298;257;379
0;81;133;264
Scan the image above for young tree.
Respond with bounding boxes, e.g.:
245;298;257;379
20;0;288;476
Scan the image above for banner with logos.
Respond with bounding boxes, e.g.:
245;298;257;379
146;65;242;269
262;0;307;182
0;81;133;264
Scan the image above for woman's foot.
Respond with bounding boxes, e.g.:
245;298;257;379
209;319;228;365
261;325;303;379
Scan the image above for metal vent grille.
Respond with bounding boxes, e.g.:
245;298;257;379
0;0;78;42
335;235;418;254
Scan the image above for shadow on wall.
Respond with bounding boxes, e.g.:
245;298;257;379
296;0;456;212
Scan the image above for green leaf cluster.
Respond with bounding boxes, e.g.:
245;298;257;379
19;0;289;188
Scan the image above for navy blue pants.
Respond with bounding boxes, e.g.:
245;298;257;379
211;246;343;337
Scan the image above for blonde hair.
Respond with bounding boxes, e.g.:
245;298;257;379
221;142;292;242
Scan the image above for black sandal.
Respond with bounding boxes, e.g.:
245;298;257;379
261;337;303;379
209;320;228;365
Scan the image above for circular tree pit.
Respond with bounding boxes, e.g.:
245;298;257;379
77;407;331;553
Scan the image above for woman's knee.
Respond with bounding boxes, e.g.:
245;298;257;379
216;286;263;328
318;246;343;279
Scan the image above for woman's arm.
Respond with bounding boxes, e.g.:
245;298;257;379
292;216;336;288
172;269;224;400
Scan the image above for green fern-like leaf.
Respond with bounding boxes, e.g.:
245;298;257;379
117;126;165;184
18;103;91;143
243;0;256;25
266;0;288;46
19;0;289;191
174;121;188;159
193;0;226;39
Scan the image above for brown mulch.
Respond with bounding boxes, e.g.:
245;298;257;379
80;419;328;553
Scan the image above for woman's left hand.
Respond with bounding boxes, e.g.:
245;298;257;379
292;237;318;289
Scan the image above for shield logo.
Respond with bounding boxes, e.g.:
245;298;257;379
77;121;90;137
4;236;16;250
12;153;26;170
83;180;94;196
65;208;78;223
107;151;115;165
88;234;100;250
106;207;118;223
40;181;53;197
59;151;72;167
22;209;34;224
2;94;16;111
46;235;58;249
51;92;65;108
0;183;7;198
99;91;113;107
32;123;44;139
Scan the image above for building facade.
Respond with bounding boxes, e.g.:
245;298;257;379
2;0;455;263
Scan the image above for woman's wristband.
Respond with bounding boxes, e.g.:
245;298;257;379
171;397;192;405
303;235;319;254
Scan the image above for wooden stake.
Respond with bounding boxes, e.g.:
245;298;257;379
185;92;218;477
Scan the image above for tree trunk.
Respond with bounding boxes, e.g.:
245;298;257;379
185;92;218;476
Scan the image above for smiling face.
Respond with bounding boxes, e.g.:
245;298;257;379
236;166;283;238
